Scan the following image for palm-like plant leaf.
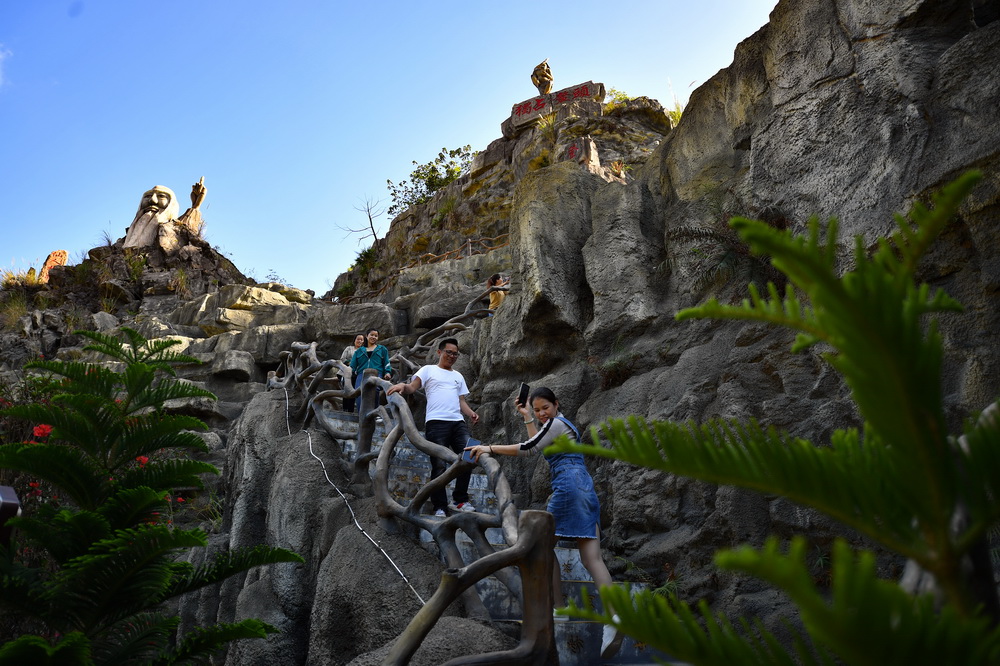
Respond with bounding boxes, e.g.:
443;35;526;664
565;585;834;666
90;611;178;666
0;631;93;665
563;418;925;558
154;619;278;666
46;526;207;632
1;326;298;661
716;538;1000;666
0;443;108;508
10;506;111;564
164;544;305;599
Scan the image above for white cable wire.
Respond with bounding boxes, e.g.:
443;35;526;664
282;388;426;605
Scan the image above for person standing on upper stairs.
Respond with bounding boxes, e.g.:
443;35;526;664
387;338;480;517
350;329;393;406
340;333;365;413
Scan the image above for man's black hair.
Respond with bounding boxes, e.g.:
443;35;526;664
438;338;459;351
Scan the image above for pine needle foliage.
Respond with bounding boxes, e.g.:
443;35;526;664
549;172;1000;665
0;327;304;664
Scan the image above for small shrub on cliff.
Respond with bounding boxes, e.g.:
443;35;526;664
0;292;28;333
336;281;355;299
0;327;303;664
386;145;474;216
552;173;1000;665
665;184;789;301
351;245;379;281
603;87;634;113
588;337;642;390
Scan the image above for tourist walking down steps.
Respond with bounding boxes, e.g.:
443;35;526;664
387;338;480;517
350;329;392;404
464;386;624;659
340;333;365;413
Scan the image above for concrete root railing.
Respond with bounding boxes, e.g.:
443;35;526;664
390;310;492;378
267;345;558;665
384;511;557;666
267;341;359;442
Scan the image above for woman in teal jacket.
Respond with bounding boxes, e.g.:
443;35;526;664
350;329;392;395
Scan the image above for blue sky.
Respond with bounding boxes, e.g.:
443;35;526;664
1;1;777;294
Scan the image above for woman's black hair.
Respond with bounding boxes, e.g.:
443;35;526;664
529;386;558;406
488;273;501;286
366;328;379;336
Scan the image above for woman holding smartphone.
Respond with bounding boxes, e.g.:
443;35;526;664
465;386;622;658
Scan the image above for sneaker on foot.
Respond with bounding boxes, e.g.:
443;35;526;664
434;508;446;517
456;502;476;513
600;615;623;659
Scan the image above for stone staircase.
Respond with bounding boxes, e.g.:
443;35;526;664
326;406;678;664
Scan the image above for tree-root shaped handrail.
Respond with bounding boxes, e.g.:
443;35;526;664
391;310;492;376
384;510;557;666
267;341;559;665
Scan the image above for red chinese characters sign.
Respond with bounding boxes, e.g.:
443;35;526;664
508;81;604;128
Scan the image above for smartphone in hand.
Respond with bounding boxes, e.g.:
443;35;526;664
517;382;530;407
463;438;480;464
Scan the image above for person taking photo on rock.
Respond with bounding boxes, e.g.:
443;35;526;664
387;338;480;517
485;273;510;312
464;386;623;658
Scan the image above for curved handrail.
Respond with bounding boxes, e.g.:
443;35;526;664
266;344;557;664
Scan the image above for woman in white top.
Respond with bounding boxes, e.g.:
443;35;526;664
340;333;364;413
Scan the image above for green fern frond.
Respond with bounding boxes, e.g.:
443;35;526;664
49;526;208;631
92;612;178;666
156;619;279;665
96;487;170;530
164;544;305;599
717;538;1000;666
114;460;217;497
76;327;202;370
0;631;92;665
0;443;108;508
565;584;827;666
551;419;924;558
10;507;112;564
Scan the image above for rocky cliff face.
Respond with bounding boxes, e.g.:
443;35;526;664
2;0;998;663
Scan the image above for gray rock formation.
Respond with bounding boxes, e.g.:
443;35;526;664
2;0;998;663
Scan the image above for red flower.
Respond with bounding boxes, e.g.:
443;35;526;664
28;482;40;488
175;497;185;503
136;456;149;467
33;424;53;438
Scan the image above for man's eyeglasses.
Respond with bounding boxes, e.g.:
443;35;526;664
442;350;460;357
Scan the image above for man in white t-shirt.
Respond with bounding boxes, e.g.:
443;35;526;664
387;338;479;517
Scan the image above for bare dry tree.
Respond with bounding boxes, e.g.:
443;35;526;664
336;195;387;244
